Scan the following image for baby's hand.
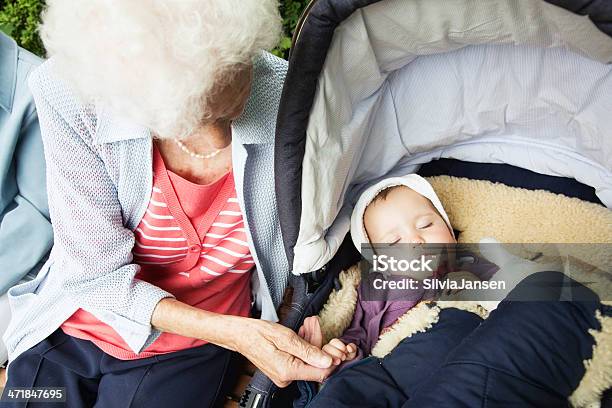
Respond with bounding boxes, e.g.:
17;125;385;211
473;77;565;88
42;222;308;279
298;316;324;348
322;339;358;366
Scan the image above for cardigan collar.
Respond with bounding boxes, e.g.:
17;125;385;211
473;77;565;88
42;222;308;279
94;106;151;144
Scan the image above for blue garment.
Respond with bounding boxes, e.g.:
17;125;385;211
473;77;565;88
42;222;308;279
3;51;290;366
0;329;236;408
0;32;50;295
304;308;483;408
306;272;603;408
293;308;482;408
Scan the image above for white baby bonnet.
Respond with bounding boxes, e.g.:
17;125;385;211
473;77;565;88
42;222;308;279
350;174;454;252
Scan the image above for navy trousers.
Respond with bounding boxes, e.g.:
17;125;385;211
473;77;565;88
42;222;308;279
1;330;236;408
307;272;604;408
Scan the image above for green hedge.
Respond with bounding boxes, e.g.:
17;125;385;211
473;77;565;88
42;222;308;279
0;0;310;59
0;0;45;56
272;0;311;59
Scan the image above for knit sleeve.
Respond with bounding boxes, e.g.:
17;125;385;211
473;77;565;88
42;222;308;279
30;68;174;354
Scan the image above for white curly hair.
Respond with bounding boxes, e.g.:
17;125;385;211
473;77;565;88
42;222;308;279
40;0;282;138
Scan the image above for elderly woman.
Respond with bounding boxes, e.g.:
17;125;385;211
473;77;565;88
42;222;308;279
1;1;332;406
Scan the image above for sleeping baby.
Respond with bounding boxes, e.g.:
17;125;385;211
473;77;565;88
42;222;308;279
298;174;502;373
298;174;581;408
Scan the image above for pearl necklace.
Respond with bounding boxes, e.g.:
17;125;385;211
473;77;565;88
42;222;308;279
173;138;225;159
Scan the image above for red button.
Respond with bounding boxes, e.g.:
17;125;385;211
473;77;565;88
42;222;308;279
189;244;200;253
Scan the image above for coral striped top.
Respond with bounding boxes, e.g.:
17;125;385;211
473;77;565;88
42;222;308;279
61;145;253;359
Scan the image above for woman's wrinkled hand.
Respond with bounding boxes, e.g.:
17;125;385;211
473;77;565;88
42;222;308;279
223;316;333;388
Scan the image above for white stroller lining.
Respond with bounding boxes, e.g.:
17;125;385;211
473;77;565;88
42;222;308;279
293;0;612;275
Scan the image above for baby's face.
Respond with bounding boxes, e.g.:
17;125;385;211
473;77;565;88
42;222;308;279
363;186;456;245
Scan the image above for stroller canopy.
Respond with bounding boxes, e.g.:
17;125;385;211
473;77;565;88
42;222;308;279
275;0;612;276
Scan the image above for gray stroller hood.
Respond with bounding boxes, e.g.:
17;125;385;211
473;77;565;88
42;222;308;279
274;0;612;277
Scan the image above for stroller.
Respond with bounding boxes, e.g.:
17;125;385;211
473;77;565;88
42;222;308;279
240;0;612;406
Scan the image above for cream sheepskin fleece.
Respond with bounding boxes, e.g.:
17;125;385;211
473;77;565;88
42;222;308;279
316;176;611;407
427;176;611;244
317;265;361;345
570;310;612;408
